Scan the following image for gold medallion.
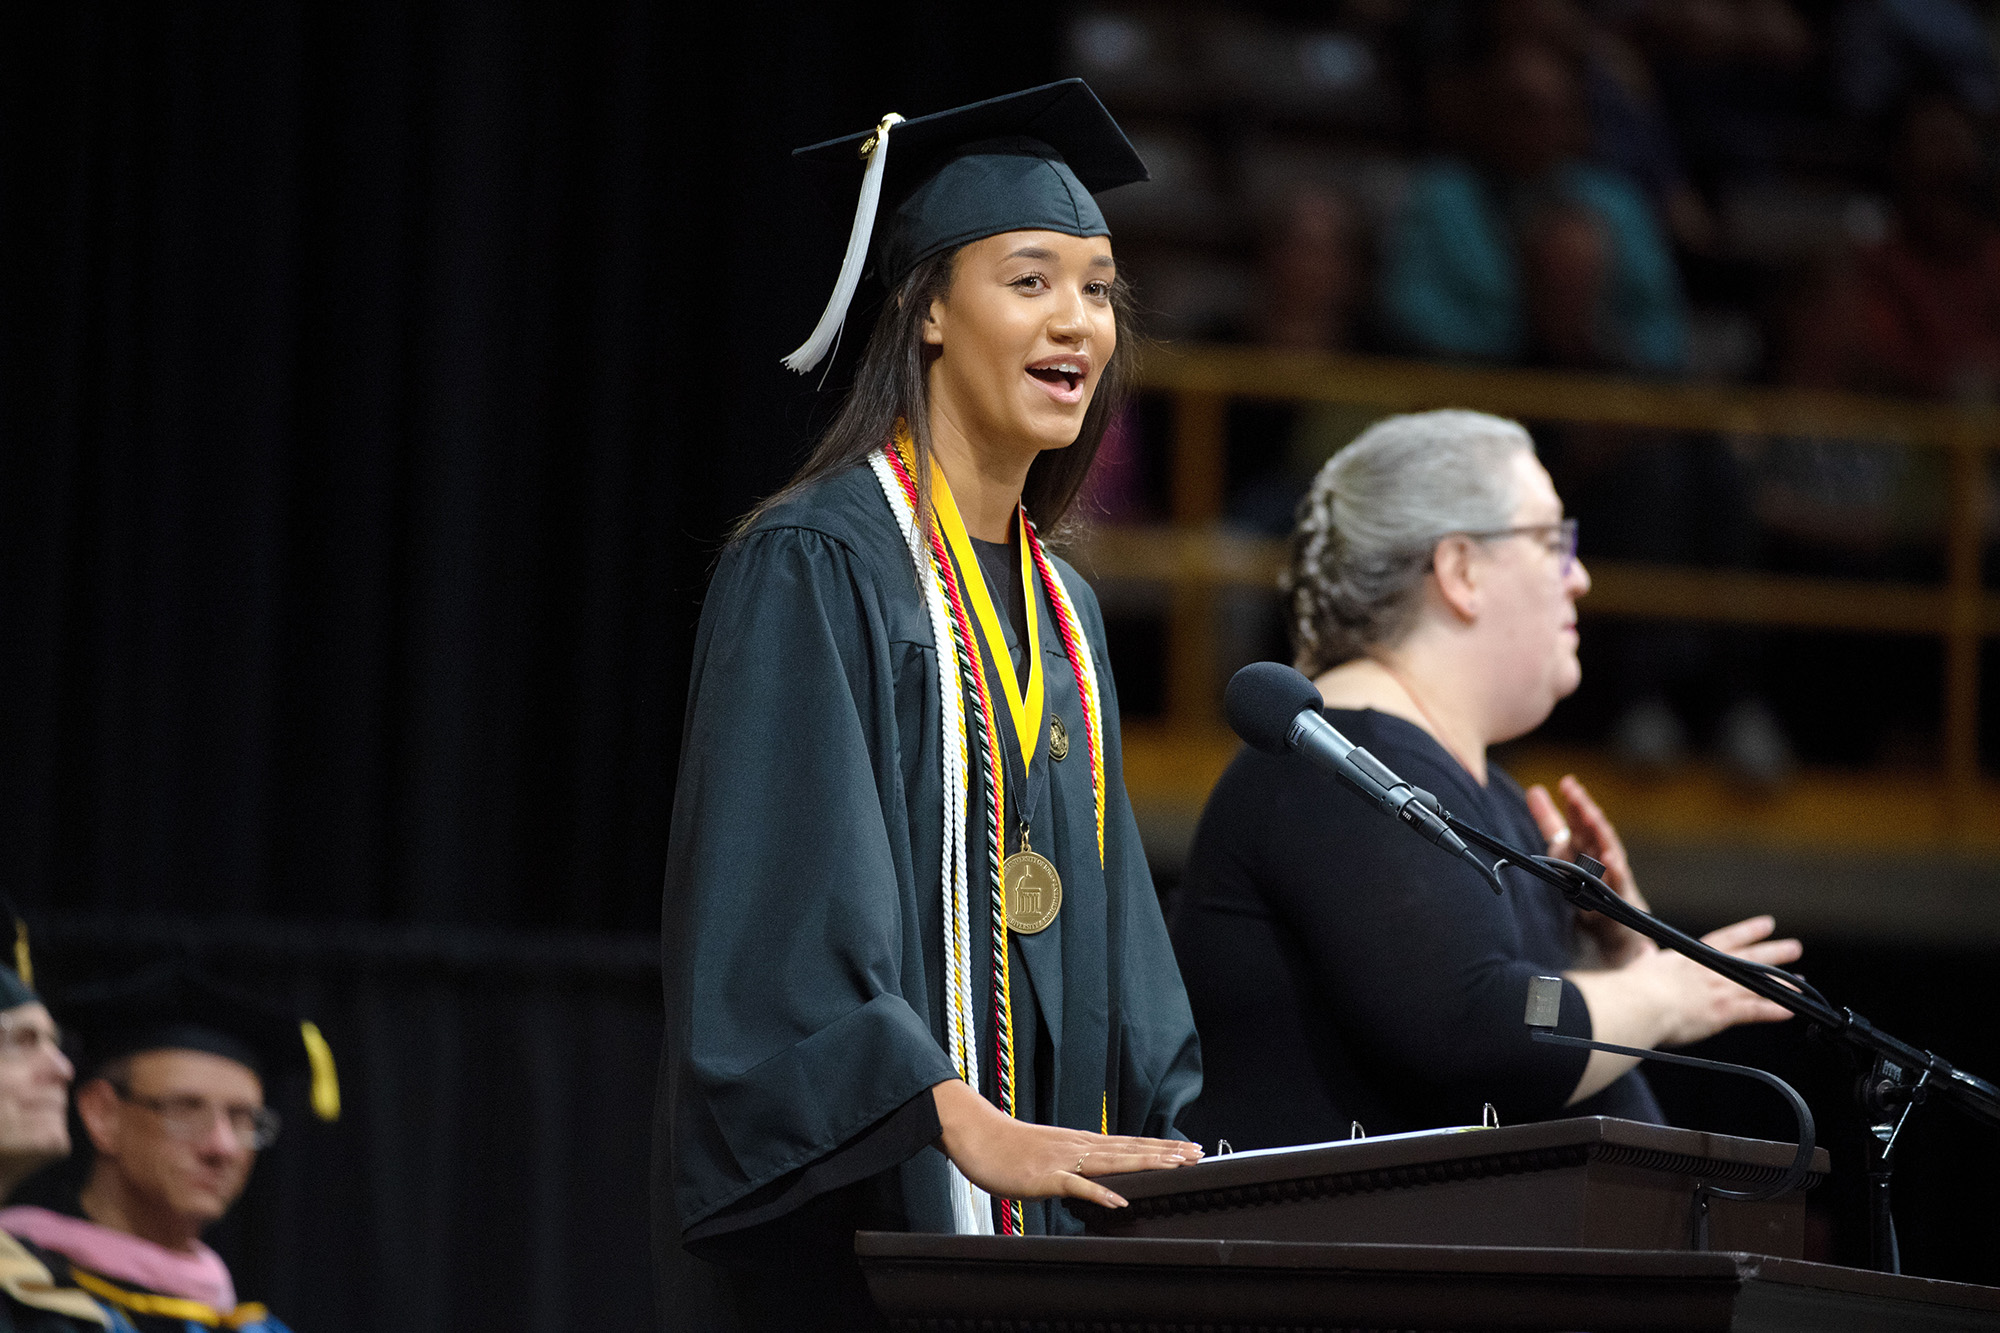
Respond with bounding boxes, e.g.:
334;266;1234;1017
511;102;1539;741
1003;849;1063;934
1049;715;1070;762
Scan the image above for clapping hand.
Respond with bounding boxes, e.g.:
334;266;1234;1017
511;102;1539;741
1526;774;1653;968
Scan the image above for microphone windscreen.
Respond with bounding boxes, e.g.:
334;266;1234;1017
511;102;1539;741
1225;661;1324;754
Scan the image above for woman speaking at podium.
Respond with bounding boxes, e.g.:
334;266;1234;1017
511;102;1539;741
1170;410;1800;1151
656;82;1202;1331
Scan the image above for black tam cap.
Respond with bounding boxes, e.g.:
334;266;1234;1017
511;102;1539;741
0;966;32;1015
59;963;341;1122
782;79;1147;374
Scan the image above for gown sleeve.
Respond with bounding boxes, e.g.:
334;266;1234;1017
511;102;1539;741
660;524;959;1243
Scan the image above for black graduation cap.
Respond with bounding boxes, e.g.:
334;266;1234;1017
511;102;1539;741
782;78;1149;374
58;962;340;1123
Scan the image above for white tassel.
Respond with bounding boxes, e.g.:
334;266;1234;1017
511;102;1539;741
782;113;903;375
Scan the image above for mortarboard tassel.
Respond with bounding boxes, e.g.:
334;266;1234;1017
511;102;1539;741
300;1021;340;1123
781;112;903;375
12;921;28;992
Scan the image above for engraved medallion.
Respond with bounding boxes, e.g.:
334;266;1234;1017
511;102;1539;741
1002;850;1063;934
1049;715;1070;762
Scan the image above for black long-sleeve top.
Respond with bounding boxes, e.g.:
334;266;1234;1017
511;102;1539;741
1169;707;1661;1150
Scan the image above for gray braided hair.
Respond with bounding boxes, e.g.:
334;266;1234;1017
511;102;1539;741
1285;409;1535;675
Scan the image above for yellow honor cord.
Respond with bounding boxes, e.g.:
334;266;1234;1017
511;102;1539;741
928;459;1044;775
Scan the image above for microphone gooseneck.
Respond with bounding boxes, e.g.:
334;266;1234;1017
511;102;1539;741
1523;973;1818;1250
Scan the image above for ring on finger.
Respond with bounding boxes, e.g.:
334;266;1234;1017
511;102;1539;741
1074;1152;1088;1174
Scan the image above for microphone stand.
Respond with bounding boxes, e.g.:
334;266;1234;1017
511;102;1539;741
1439;811;2000;1275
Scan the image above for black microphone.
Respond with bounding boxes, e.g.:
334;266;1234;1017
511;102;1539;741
1225;662;1501;893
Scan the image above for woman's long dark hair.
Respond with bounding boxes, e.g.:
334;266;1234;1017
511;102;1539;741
738;243;1136;544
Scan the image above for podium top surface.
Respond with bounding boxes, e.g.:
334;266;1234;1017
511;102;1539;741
1091;1115;1831;1204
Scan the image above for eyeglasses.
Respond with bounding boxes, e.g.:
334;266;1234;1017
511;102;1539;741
111;1083;281;1152
0;1013;63;1061
1459;518;1580;575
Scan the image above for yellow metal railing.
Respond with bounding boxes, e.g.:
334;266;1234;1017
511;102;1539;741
1081;344;1999;825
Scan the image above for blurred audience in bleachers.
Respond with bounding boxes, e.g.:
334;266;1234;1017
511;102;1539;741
1066;0;2000;774
1788;92;2000;400
1382;31;1690;370
1576;3;1722;252
1258;188;1370;350
1069;0;2000;392
1625;0;1819;189
1216;187;1386;533
1745;90;1991;588
1833;0;1999;123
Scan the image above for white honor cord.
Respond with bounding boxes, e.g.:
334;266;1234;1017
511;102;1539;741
870;451;996;1237
949;1164;995;1237
869;451;979;1091
782;113;904;375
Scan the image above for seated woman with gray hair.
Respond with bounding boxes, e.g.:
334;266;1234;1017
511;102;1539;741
1169;409;1800;1148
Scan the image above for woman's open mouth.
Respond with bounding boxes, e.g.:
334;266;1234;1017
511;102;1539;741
1025;356;1090;404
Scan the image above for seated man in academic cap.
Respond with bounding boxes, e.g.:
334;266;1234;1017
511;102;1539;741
0;945;110;1333
0;965;338;1333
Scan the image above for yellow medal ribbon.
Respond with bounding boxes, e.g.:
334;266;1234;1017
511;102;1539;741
929;458;1044;778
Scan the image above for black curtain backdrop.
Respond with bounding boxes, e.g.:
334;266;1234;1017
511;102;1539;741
0;2;1055;927
0;4;1055;1329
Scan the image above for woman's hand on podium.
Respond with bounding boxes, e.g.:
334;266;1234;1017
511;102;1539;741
931;1078;1201;1209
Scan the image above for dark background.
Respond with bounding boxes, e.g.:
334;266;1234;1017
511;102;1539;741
0;4;1059;1327
2;4;1998;1330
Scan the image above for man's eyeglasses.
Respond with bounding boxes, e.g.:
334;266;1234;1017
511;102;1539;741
111;1083;281;1152
1459;518;1581;575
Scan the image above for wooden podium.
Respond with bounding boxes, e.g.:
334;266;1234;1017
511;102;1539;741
1072;1116;1828;1256
857;1233;2000;1331
855;1117;2000;1331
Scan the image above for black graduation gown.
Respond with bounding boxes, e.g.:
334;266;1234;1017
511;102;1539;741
0;1235;105;1333
0;1299;101;1333
654;463;1201;1331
